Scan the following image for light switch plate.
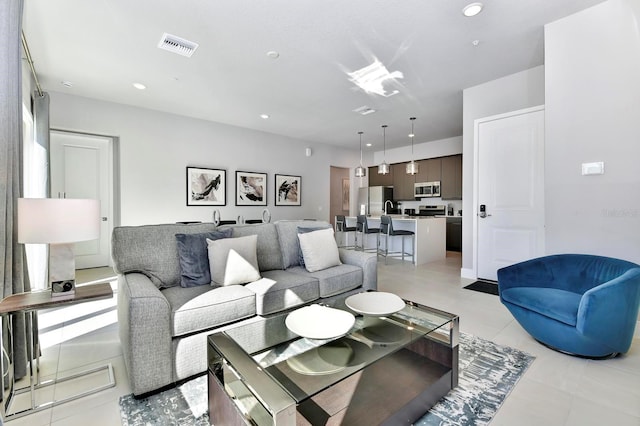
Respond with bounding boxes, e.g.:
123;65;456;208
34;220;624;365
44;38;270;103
581;162;604;175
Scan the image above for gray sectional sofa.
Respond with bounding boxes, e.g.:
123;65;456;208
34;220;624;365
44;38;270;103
111;220;377;396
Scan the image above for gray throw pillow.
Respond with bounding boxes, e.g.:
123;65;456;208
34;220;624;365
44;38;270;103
176;229;232;287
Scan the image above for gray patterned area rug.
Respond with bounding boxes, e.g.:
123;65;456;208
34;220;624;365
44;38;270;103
119;333;534;425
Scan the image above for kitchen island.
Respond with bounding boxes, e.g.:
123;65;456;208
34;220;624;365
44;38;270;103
341;216;446;265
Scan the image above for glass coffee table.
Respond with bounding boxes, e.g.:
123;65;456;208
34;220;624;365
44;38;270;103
207;295;458;425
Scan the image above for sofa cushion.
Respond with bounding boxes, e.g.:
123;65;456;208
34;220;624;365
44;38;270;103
297;228;341;272
176;229;233;287
208;235;261;286
297;225;331;267
287;264;362;298
275;220;332;269
162;284;256;337
112;223;218;289
224;223;284;271
246;270;320;315
501;287;582;326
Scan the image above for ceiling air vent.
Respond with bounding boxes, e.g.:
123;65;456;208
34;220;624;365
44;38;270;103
157;33;199;57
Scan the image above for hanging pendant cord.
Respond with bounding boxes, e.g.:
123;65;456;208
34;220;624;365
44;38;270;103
21;31;44;97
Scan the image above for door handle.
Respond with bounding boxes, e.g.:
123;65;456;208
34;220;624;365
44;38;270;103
478;204;492;218
102;217;108;222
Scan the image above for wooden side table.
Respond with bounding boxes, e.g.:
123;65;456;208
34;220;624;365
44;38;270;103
0;283;115;421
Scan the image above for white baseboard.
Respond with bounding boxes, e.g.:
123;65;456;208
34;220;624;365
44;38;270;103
461;268;476;280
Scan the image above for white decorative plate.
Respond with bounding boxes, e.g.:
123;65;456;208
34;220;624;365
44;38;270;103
285;305;355;340
286;341;354;375
345;292;406;316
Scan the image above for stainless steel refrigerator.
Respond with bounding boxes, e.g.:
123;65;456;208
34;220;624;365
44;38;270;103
357;186;394;216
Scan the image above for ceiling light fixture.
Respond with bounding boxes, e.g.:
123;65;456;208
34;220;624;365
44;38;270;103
132;83;146;90
260;114;270;119
378;125;390;175
266;51;280;59
462;2;483;17
355;131;367;178
406;117;419;175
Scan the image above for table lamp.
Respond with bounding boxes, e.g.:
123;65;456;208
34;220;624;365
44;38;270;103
18;198;100;298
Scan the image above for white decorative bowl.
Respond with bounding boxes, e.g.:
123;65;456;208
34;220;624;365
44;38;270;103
345;292;406;316
285;304;355;340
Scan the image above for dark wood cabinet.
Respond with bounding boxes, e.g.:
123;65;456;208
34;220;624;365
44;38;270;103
441;155;462;200
392;163;416;200
368;166;393;187
367;154;461;202
415;158;442;183
446;217;462;252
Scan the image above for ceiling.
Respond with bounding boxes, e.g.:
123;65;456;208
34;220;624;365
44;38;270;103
22;0;605;151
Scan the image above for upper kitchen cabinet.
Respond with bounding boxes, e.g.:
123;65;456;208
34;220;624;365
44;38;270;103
441;154;462;199
415;158;442;183
368;166;393;187
392;162;415;200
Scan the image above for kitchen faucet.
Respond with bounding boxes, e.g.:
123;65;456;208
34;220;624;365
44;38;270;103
384;200;394;215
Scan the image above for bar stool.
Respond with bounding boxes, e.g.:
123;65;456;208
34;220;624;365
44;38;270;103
355;215;380;252
335;215;356;248
378;215;414;264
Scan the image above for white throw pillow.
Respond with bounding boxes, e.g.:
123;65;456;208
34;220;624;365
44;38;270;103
297;228;341;272
207;235;261;286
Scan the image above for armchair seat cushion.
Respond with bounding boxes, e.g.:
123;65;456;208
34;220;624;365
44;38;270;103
163;285;256;337
501;287;582;327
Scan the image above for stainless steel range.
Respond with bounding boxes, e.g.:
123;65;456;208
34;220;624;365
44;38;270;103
417;205;447;216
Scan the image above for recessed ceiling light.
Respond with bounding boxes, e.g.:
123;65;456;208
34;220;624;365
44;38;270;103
260;114;270;119
472;39;480;46
366;143;372;147
133;83;146;90
61;81;73;88
266;51;280;59
462;2;483;17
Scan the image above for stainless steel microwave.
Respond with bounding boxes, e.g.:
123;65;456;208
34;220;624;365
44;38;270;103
414;181;441;198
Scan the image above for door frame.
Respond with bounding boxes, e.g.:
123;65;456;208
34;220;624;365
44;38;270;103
50;128;120;267
471;105;545;280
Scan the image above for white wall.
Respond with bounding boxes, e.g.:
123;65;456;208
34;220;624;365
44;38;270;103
544;0;640;263
461;66;545;273
48;92;360;226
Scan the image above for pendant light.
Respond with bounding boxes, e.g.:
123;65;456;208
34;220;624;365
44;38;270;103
378;125;390;175
355;131;367;177
406;117;419;175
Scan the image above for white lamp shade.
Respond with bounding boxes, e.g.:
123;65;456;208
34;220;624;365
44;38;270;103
18;198;100;244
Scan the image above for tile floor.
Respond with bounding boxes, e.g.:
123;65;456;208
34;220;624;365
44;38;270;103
4;254;639;425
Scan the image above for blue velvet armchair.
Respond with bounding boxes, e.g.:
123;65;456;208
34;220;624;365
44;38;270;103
498;254;640;358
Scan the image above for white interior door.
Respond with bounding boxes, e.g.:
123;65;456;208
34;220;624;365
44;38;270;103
476;107;545;281
50;130;112;269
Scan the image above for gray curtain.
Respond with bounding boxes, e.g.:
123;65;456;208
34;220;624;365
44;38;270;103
1;0;31;380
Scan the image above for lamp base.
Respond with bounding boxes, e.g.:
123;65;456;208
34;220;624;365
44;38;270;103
49;243;76;299
51;279;76;298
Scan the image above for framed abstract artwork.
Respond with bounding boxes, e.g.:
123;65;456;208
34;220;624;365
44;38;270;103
342;178;350;211
186;167;226;206
236;171;267;206
275;174;301;206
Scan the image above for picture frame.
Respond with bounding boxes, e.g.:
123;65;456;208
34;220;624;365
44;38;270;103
342;178;350;211
236;171;267;206
186;167;226;206
275;174;301;206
